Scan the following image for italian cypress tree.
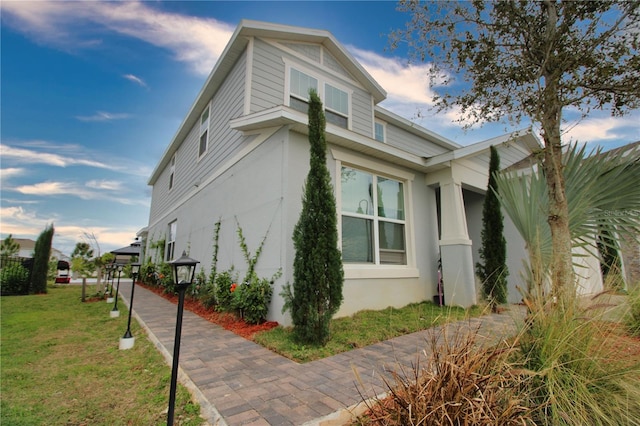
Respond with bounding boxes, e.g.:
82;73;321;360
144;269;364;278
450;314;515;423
476;146;508;311
287;89;344;345
31;224;54;294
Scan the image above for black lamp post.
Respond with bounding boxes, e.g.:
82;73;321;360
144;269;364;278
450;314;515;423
106;264;115;303
110;264;123;318
119;262;140;350
167;251;199;426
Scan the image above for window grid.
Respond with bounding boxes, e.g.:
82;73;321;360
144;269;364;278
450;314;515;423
341;166;406;265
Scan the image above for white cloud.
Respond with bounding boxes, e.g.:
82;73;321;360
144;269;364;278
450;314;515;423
123;73;147;87
0;141;152;177
0;167;25;179
75;111;132;122
85;179;125;191
0;143;111;169
1;1;234;75
562;114;640;145
0;206;139;256
351;46;437;106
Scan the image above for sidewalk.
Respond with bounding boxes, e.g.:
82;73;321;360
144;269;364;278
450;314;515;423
116;282;526;426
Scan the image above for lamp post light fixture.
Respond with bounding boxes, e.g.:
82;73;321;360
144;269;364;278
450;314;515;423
167;251;199;426
110;264;123;318
119;262;140;350
106;264;115;303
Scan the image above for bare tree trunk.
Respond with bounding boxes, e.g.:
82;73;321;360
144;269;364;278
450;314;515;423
540;91;574;302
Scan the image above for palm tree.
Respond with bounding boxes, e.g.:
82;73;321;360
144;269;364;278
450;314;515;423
496;143;640;308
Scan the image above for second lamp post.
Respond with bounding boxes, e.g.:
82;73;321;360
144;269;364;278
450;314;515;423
119;262;140;350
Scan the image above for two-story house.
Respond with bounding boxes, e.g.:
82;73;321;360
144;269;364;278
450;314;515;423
143;20;541;325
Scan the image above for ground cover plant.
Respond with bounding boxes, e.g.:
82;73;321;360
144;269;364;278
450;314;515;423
1;284;204;426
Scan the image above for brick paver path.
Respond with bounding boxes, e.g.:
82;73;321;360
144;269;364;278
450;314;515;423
117;281;526;426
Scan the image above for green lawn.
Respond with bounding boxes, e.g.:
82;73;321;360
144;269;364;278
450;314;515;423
1;285;204;426
255;302;484;362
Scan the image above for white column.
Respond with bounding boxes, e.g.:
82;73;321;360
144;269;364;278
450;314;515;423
439;179;477;307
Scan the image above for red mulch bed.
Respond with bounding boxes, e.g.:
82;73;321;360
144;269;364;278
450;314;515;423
139;282;279;340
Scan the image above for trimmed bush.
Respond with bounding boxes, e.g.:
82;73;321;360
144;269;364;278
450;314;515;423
0;263;30;295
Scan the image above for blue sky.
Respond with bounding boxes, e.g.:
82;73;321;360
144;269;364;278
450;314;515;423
2;1;639;257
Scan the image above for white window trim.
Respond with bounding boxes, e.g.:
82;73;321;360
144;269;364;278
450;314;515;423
166;220;177;262
283;60;353;130
374;119;386;143
333;149;417;278
198;103;210;160
168;153;176;191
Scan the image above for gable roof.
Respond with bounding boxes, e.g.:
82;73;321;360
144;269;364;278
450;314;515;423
425;128;543;172
149;20;386;185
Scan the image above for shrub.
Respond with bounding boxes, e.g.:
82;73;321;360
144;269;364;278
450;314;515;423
214;268;237;313
0;264;30;295
234;275;275;325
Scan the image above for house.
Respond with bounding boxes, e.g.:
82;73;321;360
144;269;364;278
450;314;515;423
12;238;67;261
143;20;541;325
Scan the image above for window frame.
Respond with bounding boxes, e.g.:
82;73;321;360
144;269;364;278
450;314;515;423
166;220;177;262
340;166;408;266
168;153;176;190
374;120;386;143
333;149;417;278
198;105;210;158
285;62;352;130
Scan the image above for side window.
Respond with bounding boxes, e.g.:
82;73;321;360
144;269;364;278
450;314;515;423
199;106;209;158
289;68;318;113
340;166;406;265
374;121;386;142
169;154;176;190
166;220;177;261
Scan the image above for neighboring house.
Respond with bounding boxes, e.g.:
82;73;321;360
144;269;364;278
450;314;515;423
143;20;541;325
12;238;67;261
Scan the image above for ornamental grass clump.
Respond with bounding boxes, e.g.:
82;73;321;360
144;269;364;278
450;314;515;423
626;287;640;337
517;296;640;425
355;324;535;425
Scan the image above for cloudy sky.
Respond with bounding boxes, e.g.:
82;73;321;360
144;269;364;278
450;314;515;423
2;1;638;257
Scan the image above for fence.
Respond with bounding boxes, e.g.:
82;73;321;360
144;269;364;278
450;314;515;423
0;256;34;295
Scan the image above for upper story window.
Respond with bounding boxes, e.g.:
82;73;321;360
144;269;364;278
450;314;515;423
169;154;176;190
166;220;177;261
340;166;406;265
199;106;210;158
325;83;349;128
374;121;386;142
287;66;350;129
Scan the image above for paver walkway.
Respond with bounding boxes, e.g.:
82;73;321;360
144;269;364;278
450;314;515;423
116;280;527;426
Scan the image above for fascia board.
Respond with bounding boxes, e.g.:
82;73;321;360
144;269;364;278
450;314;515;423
424;128;541;170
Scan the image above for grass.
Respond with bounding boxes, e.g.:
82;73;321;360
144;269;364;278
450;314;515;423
254;301;484;362
1;284;205;426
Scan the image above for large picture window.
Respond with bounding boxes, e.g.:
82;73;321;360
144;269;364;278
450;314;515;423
341;166;406;265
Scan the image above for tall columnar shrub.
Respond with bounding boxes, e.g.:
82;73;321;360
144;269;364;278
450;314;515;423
31;224;54;294
476;146;508;310
284;89;344;345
